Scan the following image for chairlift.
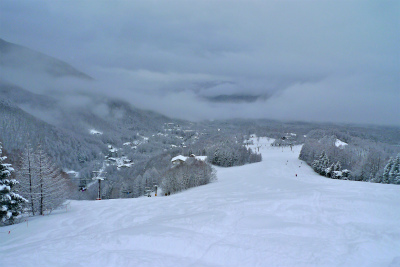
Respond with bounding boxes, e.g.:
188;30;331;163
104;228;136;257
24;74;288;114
145;187;152;197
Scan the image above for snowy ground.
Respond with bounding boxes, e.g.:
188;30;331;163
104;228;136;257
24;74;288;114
1;137;400;267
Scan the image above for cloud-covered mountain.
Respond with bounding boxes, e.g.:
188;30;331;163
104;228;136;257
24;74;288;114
0;80;57;109
0;38;92;80
0;38;183;179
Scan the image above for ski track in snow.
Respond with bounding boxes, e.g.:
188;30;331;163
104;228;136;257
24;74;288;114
1;138;400;267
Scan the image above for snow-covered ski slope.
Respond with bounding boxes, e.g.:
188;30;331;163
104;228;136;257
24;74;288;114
1;137;400;267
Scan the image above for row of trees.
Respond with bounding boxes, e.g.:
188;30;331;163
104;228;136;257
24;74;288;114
162;158;216;194
1;141;74;224
208;144;262;167
311;151;349;179
17;144;72;215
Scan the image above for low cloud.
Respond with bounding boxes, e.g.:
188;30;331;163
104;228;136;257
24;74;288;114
0;0;398;125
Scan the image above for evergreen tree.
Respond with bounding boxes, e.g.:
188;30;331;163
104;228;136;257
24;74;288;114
312;151;329;175
212;148;220;165
388;154;400;184
320;152;330;176
382;157;394;184
312;159;320;173
326;163;334;178
334;161;342;172
0;143;27;225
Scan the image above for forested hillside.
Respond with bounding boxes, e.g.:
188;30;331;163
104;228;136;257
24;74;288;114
0;38;92;79
299;129;400;183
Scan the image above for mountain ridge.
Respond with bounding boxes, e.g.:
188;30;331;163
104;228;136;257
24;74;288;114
0;38;93;80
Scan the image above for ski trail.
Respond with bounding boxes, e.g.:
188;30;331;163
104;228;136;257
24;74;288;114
1;138;400;267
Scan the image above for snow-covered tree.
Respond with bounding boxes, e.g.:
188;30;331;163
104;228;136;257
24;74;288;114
389;155;400;184
162;158;216;194
330;161;342;179
334;161;342;172
0;143;27;225
325;163;334;178
383;154;400;184
382;157;393;184
133;174;145;197
312;151;330;176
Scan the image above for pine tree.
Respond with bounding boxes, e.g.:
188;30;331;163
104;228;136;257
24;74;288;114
312;159;320;173
320;152;330;176
212;148;220;165
326;163;334;178
334;161;342;172
388;154;400;184
382;157;394;184
0;143;27;225
330;161;342;179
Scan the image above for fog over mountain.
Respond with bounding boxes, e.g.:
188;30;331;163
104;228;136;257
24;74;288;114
0;0;399;125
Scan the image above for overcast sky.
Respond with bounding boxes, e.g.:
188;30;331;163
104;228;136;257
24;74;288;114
1;0;399;125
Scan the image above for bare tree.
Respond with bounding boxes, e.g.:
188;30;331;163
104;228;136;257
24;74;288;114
17;143;38;215
34;145;69;215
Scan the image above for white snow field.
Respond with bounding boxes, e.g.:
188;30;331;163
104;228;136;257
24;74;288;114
1;138;400;267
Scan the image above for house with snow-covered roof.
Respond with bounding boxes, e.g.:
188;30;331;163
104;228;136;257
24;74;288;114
171;155;208;165
171;155;187;165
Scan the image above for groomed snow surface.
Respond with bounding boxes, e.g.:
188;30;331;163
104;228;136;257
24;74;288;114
1;138;400;267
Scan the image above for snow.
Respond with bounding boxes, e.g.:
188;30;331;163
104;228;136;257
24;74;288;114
89;129;103;135
65;170;79;177
0;184;10;191
107;145;118;153
171;155;208;163
335;139;348;148
115;157;134;169
1;138;400;267
171;155;187;162
195;156;207;161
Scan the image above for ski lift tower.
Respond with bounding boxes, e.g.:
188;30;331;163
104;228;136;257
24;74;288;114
154;184;158;196
92;171;106;200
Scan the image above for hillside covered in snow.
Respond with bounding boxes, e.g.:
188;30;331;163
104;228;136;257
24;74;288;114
1;138;399;267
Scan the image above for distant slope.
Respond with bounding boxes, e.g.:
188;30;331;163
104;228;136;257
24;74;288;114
0;98;105;170
0;38;92;80
0;81;57;109
0;81;183;175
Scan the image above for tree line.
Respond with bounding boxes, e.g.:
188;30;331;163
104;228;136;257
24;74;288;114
162;157;216;194
299;129;400;184
1;142;74;225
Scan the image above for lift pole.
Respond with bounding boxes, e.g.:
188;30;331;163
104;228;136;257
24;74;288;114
92;171;106;200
